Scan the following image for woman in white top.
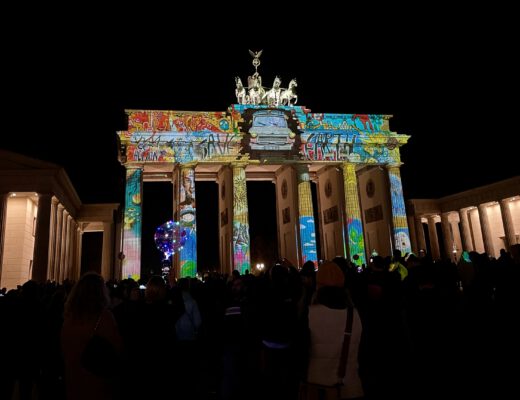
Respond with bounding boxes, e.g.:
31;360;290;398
307;261;364;399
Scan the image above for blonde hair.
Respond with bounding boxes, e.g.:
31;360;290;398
64;272;109;320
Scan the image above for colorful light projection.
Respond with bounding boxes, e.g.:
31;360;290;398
342;163;367;266
118;105;411;277
296;166;317;265
122;168;142;281
179;167;197;277
154;220;187;260
387;165;411;255
120;111;242;163
232;164;250;274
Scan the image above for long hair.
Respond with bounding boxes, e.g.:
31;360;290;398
64;272;109;320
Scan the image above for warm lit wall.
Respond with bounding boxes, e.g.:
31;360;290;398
1;197;37;289
317;167;344;261
275;166;299;266
358;167;392;258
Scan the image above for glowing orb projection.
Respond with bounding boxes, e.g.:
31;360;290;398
154;220;187;260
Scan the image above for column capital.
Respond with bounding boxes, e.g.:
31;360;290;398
477;203;489;213
57;203;65;210
385;163;403;171
231;161;249;169
181;161;198;170
340;162;355;172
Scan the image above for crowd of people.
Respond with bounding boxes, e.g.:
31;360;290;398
1;245;519;399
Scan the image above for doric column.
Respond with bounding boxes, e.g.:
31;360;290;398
47;197;58;281
415;216;427;252
341;163;366;266
232;162;250;274
451;217;463;261
478;204;495;256
64;215;72;280
178;164;197;277
76;227;83;280
53;204;64;282
441;212;454;261
386;165;412;255
295;164;318;266
171;165;180;281
500;199;517;249
59;212;70;283
0;193;8;283
407;215;418;254
122;167;143;281
427;216;441;260
69;220;77;279
32;194;52;282
459;208;474;252
67;220;76;280
101;221;114;281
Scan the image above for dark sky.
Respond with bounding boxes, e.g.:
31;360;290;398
3;16;517;205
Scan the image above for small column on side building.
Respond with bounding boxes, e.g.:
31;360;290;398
178;164;197;277
386;164;412;255
0;193;8;283
441;212;455;261
47;197;58;281
122;167;143;281
53;204;64;282
407;215;418;254
427;216;441;260
500;199;517;250
59;212;69;283
76;227;83;280
459;208;474;252
478;203;495;257
415;216;427;252
64;215;72;280
32;194;52;282
295;164;318;266
232;162;250;274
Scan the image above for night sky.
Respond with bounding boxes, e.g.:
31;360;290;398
3;17;517;269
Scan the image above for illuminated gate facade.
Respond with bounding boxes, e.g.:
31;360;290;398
117;57;411;280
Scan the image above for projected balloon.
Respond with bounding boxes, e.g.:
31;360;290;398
154;220;187;260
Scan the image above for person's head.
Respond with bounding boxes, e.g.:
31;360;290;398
64;272;109;320
316;261;344;289
145;275;167;303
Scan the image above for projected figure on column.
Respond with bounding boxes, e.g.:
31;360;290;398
179;168;197;277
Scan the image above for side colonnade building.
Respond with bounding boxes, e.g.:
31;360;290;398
0;150;119;289
406;176;520;261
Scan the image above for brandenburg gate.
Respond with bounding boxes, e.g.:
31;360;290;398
117;52;411;280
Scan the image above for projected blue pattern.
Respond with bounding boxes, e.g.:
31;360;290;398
299;217;317;264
